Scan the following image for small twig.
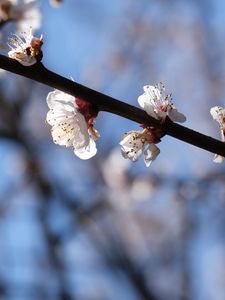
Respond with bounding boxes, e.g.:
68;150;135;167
0;54;224;156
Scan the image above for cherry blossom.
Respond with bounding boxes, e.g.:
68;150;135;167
210;106;225;163
119;129;160;167
46;89;100;160
138;82;186;123
8;29;43;66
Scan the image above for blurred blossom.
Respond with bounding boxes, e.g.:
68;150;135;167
0;0;41;32
101;148;130;189
130;177;154;202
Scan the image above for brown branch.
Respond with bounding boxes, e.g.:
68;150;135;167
0;54;225;156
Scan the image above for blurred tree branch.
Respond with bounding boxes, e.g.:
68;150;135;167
0;54;224;157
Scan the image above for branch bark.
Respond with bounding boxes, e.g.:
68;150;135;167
0;54;224;156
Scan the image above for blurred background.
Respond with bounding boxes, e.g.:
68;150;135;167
1;0;225;299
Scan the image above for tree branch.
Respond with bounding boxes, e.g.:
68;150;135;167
0;54;224;156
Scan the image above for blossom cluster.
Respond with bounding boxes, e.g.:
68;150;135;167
45;82;186;165
120;82;186;166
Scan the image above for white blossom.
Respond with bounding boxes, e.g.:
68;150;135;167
8;29;43;66
0;0;41;32
138;82;186;123
46;89;99;160
210;106;225;163
119;129;160;167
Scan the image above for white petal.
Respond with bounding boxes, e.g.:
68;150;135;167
147;85;161;100
50;112;89;148
213;154;224;163
146;105;167;121
47;90;75;109
143;85;160;99
119;132;133;148
137;94;147;109
46;107;75;126
74;138;97;160
168;107;186;123
210;106;225;123
51;120;76;147
120;131;144;162
144;144;160;167
120;147;143;162
210;106;221;120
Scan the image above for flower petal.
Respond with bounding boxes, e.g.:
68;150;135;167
210;106;225;124
144;144;160;167
168;107;186;123
137;94;146;109
144;85;161;101
213;154;224;164
143;102;160;120
50;120;76;147
46;105;75;126
119;131;145;162
47;90;75;109
74;138;97;160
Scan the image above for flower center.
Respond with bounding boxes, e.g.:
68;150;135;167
142;127;165;144
75;98;98;128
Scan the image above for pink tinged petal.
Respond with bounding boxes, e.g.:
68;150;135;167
143;144;160;167
168;107;186;123
213;154;224;164
74;138;97;160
